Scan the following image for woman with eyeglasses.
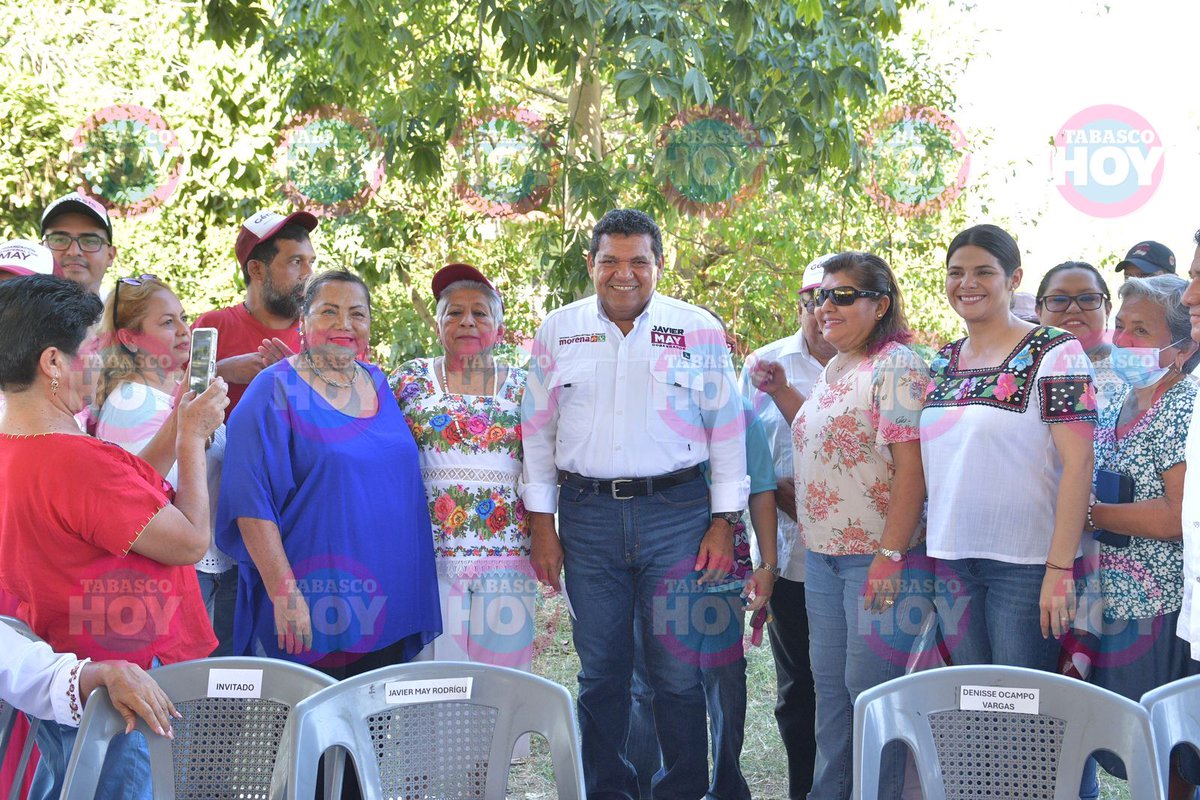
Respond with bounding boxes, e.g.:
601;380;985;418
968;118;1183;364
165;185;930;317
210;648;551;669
0;275;225;800
751;251;929;799
921;224;1097;674
94;275;236;656
1036;261;1124;412
1080;275;1200;796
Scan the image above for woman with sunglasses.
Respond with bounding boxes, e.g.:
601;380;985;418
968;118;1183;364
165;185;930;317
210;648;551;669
921;224;1096;673
1036;261;1124;412
94;275;236;655
751;252;929;799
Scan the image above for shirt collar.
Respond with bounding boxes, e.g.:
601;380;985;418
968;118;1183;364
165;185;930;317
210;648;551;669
593;292;656;326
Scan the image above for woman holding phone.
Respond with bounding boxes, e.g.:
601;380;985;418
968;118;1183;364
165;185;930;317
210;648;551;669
94;275;236;654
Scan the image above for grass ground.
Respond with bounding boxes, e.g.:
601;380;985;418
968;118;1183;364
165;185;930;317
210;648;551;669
506;592;1134;799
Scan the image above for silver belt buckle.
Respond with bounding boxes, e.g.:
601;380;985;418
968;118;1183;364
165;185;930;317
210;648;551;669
611;479;634;500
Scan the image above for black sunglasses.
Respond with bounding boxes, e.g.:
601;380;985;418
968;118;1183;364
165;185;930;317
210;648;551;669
1036;292;1108;313
112;274;158;329
816;286;887;307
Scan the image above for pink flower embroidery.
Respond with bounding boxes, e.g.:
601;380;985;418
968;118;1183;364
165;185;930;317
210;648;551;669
433;494;456;523
993;372;1018;402
804;481;841;522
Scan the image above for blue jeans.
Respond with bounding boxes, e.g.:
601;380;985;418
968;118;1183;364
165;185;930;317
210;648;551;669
933;558;1060;670
629;601;751;800
30;720;151;800
559;475;711;800
196;565;238;657
806;550;927;800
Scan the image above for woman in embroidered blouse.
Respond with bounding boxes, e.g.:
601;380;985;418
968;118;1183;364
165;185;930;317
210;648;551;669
93;275;235;655
751;252;928;800
0;275;225;800
1035;260;1124;412
1084;275;1200;794
391;263;533;675
921;224;1096;672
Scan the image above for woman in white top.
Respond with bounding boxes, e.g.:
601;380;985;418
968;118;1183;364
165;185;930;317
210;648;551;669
94;276;234;654
922;224;1096;670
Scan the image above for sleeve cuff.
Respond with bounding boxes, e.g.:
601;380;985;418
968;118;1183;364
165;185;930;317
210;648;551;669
710;476;751;514
51;656;89;727
521;483;559;514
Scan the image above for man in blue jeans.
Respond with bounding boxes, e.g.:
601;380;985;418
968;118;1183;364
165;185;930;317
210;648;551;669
521;209;748;798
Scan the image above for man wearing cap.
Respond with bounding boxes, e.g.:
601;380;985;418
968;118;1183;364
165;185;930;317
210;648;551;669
39;192;115;296
192;210;318;417
1116;240;1176;280
0;240;55;283
736;254;835;799
522;209;749;798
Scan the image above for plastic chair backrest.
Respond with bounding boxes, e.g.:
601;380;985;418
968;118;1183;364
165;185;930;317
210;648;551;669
853;664;1164;800
1142;673;1200;796
0;615;44;800
61;656;338;800
287;661;585;800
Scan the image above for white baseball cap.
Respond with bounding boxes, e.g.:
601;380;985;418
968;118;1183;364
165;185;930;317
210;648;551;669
41;192;113;241
235;210;318;267
0;239;55;277
801;253;838;292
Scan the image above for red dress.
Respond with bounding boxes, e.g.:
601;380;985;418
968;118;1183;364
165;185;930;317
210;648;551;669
0;433;215;668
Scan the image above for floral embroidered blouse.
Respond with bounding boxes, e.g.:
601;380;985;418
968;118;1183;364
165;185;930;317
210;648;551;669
921;326;1097;564
792;341;930;556
1094;378;1196;621
392;359;530;577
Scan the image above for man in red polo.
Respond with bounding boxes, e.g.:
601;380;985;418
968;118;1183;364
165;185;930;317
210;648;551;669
193;210;317;417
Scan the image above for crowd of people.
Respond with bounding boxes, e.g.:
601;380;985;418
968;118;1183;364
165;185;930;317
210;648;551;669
0;195;1199;800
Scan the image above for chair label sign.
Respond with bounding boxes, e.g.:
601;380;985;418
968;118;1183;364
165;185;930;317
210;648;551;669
207;668;264;699
959;685;1040;714
384;677;474;705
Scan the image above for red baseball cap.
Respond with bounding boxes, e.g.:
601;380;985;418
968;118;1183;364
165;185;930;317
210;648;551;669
235;210;318;268
431;262;502;305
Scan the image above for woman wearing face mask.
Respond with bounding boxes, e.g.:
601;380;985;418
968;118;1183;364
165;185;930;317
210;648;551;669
1084;274;1200;796
921;225;1097;671
1036;261;1124;412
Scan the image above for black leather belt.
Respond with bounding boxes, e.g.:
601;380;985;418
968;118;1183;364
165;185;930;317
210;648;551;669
559;465;703;500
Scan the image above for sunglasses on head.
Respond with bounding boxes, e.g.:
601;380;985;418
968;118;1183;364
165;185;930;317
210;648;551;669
112;274;158;329
816;286;887;307
1036;292;1108;313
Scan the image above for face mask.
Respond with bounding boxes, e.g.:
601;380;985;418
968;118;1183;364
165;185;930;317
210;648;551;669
1109;339;1186;389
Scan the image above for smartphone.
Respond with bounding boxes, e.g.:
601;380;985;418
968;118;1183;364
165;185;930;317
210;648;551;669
1093;469;1134;548
188;328;218;395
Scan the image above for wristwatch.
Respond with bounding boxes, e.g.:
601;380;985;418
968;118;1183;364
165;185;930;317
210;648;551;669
711;512;741;527
755;562;781;577
877;546;905;562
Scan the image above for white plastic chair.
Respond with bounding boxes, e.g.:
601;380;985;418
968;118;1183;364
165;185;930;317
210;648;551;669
0;615;43;800
1141;674;1200;796
853;664;1163;800
61;656;339;800
286;661;585;800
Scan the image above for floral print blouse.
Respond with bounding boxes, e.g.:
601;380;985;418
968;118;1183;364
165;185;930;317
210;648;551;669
1095;378;1197;621
392;359;530;577
792;341;930;555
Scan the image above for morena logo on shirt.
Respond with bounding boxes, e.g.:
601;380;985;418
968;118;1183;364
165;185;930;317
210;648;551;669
445;557;539;668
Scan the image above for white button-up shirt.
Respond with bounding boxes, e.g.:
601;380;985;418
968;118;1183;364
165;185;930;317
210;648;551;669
738;331;826;582
0;624;82;726
1177;389;1200;658
522;293;749;514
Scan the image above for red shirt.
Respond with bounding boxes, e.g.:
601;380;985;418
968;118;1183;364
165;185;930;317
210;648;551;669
0;433;216;667
192;304;302;418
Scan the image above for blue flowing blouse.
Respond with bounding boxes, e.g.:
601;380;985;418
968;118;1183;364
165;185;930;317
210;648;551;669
216;360;441;665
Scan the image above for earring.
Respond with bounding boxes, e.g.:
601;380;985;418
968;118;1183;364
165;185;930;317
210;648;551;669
50;376;60;395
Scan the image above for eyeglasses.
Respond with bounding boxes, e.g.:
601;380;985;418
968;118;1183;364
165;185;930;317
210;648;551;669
112;274;158;329
43;233;110;253
799;291;817;313
1037;293;1108;312
816;286;887;307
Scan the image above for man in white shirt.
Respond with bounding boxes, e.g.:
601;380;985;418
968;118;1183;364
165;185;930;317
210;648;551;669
522;209;749;798
1177;230;1200;658
738;254;835;799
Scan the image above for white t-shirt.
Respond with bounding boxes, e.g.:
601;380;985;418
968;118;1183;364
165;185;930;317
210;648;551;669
95;381;231;573
1176;388;1200;658
921;327;1097;564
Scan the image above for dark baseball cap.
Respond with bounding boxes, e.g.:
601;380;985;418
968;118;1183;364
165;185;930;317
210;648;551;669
41;192;113;241
1115;241;1176;275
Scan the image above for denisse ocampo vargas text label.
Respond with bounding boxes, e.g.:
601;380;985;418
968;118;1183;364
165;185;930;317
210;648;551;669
1051;104;1164;218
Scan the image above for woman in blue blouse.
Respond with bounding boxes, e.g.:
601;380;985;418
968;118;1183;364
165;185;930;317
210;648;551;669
217;269;440;677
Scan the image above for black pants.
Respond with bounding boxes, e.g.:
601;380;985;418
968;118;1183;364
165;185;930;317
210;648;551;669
767;577;817;799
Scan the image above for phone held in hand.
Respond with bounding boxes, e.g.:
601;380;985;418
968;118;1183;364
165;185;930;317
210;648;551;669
188;328;218;395
1093;469;1134;548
